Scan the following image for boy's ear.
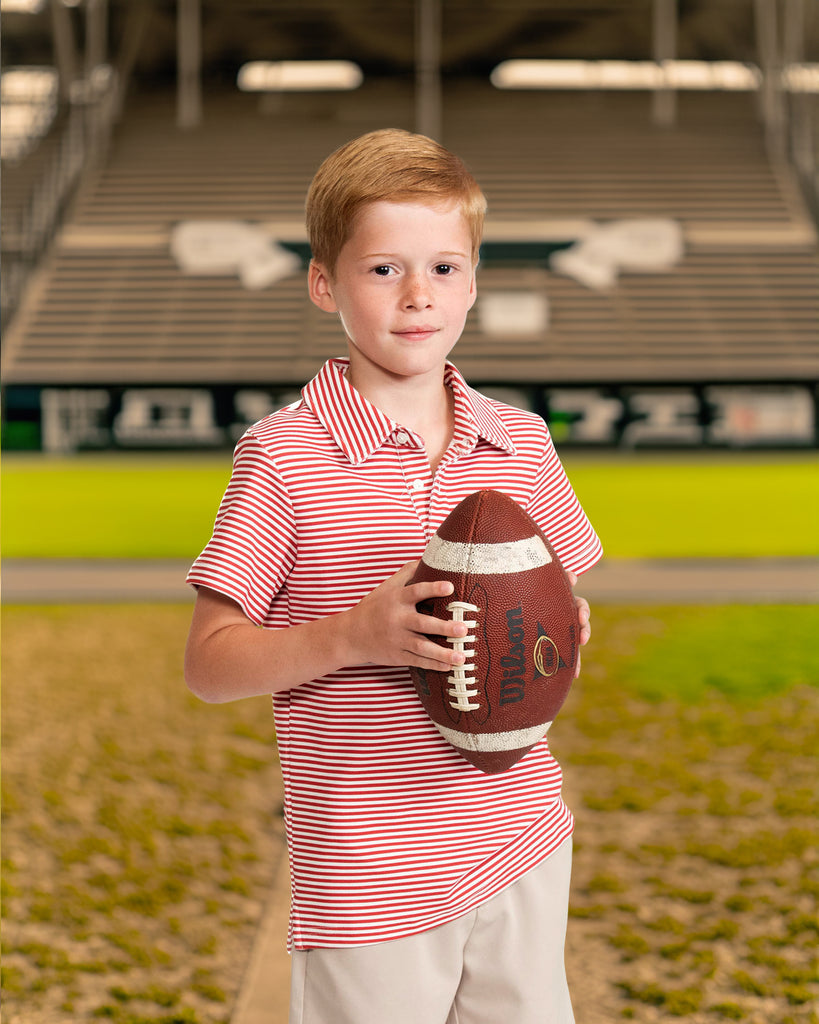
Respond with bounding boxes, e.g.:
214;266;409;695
467;265;478;311
308;260;338;313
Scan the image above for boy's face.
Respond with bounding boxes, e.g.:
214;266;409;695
309;200;477;389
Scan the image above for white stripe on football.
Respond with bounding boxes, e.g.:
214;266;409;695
422;534;552;575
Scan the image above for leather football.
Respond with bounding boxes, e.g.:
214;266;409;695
410;489;579;774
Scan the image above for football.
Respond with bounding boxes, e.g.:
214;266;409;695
410;489;579;774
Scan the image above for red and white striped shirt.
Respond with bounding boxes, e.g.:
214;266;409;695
188;358;602;950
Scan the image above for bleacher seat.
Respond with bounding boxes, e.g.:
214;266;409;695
2;83;817;389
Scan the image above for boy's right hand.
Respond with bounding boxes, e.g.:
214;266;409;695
344;561;469;673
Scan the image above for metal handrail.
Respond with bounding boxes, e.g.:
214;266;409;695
1;65;120;330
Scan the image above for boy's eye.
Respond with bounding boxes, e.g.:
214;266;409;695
434;264;454;275
373;265;392;276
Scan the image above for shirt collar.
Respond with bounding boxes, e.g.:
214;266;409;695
302;358;517;465
444;363;517;457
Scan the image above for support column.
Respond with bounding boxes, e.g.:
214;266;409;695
85;0;108;76
652;0;677;126
754;0;786;154
783;0;813;180
50;0;78;103
177;0;202;128
415;0;442;141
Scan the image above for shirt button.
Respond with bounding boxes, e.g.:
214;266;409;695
395;430;410;445
411;478;424;491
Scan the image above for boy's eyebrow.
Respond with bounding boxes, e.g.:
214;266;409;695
357;249;469;260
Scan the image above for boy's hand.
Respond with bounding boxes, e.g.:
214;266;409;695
345;561;468;673
567;571;592;678
346;564;590;677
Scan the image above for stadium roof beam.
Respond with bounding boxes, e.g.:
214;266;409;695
174;0;443;137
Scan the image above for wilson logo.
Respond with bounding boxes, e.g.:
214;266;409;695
500;606;526;705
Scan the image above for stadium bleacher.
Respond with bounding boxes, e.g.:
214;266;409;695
2;75;818;447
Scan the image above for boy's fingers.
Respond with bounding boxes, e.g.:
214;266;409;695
407;637;465;671
416;611;469;640
573;595;591;645
405;578;455;604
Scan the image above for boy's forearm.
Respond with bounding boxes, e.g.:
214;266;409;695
185;566;469;704
185;604;356;703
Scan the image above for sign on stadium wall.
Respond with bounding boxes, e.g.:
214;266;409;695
2;382;817;452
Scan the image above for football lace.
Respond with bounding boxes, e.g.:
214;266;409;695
445;601;480;712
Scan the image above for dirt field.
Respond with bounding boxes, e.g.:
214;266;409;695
2;604;817;1024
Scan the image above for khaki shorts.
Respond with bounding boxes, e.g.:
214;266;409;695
289;837;574;1024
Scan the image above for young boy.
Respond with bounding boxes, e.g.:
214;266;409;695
185;128;602;1024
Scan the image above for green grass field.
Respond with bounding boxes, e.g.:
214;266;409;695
3;451;818;559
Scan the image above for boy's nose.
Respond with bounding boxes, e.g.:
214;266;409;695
403;274;432;309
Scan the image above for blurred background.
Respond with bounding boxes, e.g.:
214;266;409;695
2;5;818;1024
2;0;818;452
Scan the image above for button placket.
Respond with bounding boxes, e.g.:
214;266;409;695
394;435;433;537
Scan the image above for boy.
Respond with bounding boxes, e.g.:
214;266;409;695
185;128;602;1023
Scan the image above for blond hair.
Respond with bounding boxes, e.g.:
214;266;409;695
305;128;486;274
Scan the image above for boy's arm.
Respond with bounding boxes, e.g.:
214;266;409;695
184;561;470;703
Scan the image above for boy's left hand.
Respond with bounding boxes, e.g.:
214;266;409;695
567;572;591;678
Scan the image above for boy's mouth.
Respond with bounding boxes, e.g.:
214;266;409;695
395;326;439;341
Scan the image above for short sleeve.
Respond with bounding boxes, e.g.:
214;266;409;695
526;424;603;576
187;431;298;624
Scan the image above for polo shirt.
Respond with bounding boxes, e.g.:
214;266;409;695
188;357;602;950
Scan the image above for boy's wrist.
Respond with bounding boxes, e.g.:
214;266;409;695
326;607;360;671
